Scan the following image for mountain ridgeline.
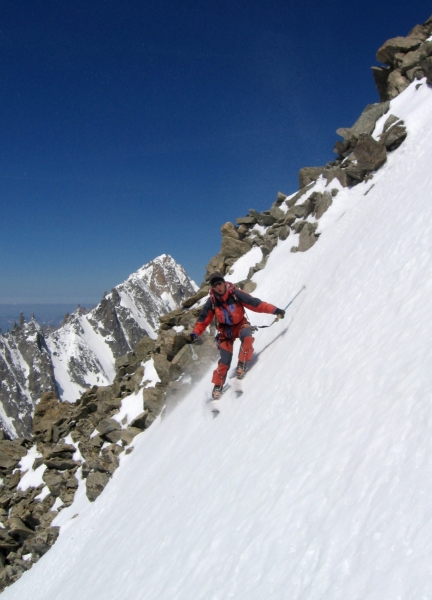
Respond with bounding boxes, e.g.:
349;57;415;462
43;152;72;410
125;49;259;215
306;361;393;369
0;255;197;438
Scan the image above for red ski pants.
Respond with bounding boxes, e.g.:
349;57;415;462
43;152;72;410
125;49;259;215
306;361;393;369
212;320;254;386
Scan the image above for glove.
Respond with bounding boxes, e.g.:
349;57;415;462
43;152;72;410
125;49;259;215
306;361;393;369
185;332;198;344
274;308;285;319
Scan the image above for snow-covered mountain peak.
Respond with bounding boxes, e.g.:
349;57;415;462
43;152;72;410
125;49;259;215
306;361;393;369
47;255;196;402
0;255;197;435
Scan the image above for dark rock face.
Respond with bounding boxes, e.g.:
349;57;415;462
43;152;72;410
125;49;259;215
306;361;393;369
0;319;57;438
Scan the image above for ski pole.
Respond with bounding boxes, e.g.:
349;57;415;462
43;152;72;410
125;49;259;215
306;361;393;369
283;285;306;311
251;285;306;330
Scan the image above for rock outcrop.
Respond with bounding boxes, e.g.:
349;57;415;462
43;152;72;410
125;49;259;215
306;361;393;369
372;16;432;100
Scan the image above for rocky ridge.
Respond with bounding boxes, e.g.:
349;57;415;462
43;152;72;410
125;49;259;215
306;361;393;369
0;255;196;439
0;14;430;593
0;318;56;439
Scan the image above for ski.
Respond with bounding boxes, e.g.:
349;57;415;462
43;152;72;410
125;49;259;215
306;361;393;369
209;383;230;417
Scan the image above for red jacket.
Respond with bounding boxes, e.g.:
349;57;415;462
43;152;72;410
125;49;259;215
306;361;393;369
193;283;276;338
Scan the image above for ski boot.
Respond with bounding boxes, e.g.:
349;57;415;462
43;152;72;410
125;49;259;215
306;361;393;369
236;361;246;379
212;385;223;400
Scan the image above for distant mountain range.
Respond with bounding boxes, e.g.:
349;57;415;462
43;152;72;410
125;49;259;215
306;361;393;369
0;255;197;438
0;304;90;333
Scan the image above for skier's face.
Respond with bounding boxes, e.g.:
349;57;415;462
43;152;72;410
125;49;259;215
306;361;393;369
212;281;226;295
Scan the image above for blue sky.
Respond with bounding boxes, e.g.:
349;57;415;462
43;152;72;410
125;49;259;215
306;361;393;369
1;0;430;305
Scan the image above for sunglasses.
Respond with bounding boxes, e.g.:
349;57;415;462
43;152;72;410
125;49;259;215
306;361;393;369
211;280;225;287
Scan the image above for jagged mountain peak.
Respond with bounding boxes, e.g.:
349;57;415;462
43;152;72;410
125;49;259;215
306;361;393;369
0;254;196;436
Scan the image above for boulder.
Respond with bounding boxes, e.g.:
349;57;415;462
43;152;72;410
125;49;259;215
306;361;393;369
405;66;425;83
387;70;410;99
344;164;367;184
21;527;59;558
275;192;287;205
32;392;72;439
43;456;77;472
285;183;315;208
120;427;142;446
333;138;352;157
220;222;239;240
407;23;431;41
352;133;387;171
326;167;351;188
42;470;63;496
371;66;391;102
298;167;326;189
235;215;257;226
399;42;432;73
104;430;122;444
143;385;166;422
0;491;13;509
278;225;290;241
221;236;252;260
114;354;132;369
376;35;423;66
0;442;27;470
157;330;187;362
420;56;432;85
135;336;155;361
96;419;121;436
293;220;307;234
269;205;285;221
130;411;148;431
313;191;333;219
86;471;110;502
290;205;307;219
7;517;35;539
336;102;390;140
181;286;209;309
283;213;296;227
43;443;75;460
0;530;20;551
379;119;407;151
205;253;225;277
298;223;319;252
242;281;257;294
152;353;170;384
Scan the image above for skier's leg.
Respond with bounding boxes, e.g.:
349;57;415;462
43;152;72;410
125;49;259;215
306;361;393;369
211;340;233;386
237;327;254;377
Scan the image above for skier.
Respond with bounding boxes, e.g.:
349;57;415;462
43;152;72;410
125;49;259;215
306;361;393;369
185;272;285;399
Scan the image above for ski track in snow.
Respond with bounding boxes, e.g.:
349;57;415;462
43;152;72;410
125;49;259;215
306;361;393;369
4;81;432;599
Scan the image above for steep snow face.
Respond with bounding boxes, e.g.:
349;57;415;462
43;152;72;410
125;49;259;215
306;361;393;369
47;255;197;402
4;81;432;599
0;319;56;438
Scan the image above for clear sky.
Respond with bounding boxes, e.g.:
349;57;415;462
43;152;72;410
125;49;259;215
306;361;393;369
1;0;430;304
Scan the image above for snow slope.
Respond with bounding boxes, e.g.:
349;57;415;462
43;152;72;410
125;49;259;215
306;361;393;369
4;81;432;599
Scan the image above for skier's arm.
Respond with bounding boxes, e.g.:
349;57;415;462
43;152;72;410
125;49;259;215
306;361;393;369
192;298;215;337
235;289;277;315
